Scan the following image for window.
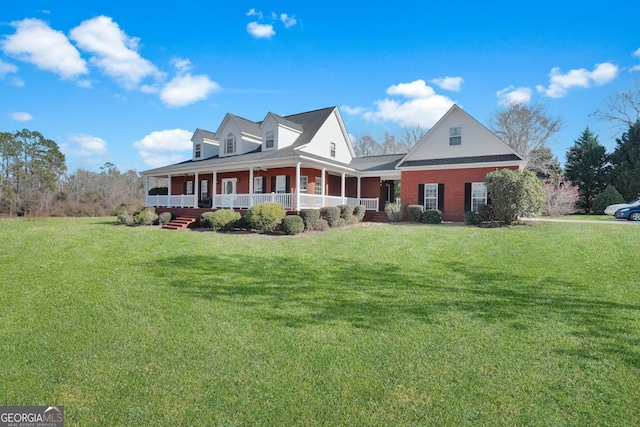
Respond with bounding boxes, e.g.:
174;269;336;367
186;181;193;195
449;127;462;146
254;176;263;193
195;144;201;158
330;142;336;157
471;182;487;212
276;175;287;193
424;183;438;210
200;179;208;199
315;177;323;195
265;130;274;149
299;176;308;193
225;133;236;154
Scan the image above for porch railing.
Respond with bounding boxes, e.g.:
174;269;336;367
146;193;379;211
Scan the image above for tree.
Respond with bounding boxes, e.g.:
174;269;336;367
484;169;545;225
564;128;610;213
397;126;428;153
591;78;640;136
488;103;563;174
610;120;640;201
541;174;578;216
528;146;562;180
353;134;379;157
593;185;625;214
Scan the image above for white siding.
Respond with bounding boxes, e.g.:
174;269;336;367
191;131;218;160
299;110;353;163
277;125;300;149
403;106;517;163
217;121;260;157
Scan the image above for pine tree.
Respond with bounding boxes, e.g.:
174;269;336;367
610;120;640;201
564;127;610;213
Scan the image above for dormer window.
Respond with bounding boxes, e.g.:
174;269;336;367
225;133;236;154
449;127;462;146
195;143;201;158
265;131;274;149
330;142;336;157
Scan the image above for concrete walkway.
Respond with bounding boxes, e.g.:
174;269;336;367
522;217;639;225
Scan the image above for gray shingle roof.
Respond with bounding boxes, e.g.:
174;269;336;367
398;153;523;168
349;154;406;172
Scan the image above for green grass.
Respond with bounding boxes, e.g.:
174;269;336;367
541;214;617;221
1;218;639;426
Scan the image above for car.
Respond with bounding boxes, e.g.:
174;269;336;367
604;198;640;215
614;204;640;221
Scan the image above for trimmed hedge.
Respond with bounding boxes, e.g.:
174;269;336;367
158;211;174;225
281;215;304;235
135;207;158;225
246;202;286;233
299;209;321;231
422;209;442;224
407;205;424;222
352;205;366;222
208;209;241;231
385;202;406;222
320;206;341;227
464;211;482;226
117;212;135;226
314;218;330;231
338;205;354;222
200;211;216;229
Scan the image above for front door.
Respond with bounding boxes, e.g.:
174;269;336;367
222;178;236;208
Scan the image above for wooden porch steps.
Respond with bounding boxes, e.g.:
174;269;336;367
162;214;199;230
364;211;389;223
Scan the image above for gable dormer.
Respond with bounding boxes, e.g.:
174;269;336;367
216;114;262;157
191;128;218;160
260;113;303;151
397;104;524;170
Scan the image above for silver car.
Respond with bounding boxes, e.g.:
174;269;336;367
604;198;640;215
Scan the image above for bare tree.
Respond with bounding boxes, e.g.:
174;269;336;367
591;77;640;136
353;134;379;157
488;103;563;174
397;126;428;153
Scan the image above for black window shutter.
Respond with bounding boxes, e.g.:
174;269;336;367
464;183;471;212
285;175;291;193
418;184;425;206
271;176;276;193
438;183;445;212
262;177;267;193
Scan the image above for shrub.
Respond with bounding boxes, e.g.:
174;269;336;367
385;202;406;222
320;206;341;227
593;185;625;214
484;169;545;225
209;209;241;231
338;205;354;222
236;215;249;230
348;215;360;225
407;204;424;222
478;204;496;223
314;218;330;231
158;211;174;225
464;211;482;226
333;218;347;228
422;209;442;224
246;202;286;233
200;211;216;229
299;209;321;231
281;215;304;235
352;205;366;222
117;212;135;226
135;207;158;225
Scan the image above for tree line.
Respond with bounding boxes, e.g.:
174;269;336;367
1;130;145;216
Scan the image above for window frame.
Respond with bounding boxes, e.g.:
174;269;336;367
186;180;193;195
276;175;287;194
265;130;274;149
299;176;308;193
254;176;264;194
225;133;236;154
423;183;438;211
315;177;323;195
449;127;462;146
471;182;487;212
330;142;336;157
195;143;201;158
200;179;208;199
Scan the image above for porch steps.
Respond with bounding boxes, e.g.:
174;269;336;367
162;214;199;230
364;211;389;223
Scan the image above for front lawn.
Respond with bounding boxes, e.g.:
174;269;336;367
0;218;638;425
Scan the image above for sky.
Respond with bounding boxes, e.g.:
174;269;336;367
1;1;639;173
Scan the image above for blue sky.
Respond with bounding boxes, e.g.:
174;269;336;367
1;1;639;173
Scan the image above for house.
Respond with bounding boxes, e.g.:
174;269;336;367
140;104;525;222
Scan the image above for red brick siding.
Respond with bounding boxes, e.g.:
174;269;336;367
400;166;520;222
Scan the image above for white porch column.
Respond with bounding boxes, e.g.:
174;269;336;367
194;172;199;208
249;167;254;207
357;176;361;199
145;176;150;206
167;175;172;207
295;162;301;211
212;170;217;208
321;168;326;207
341;172;346;199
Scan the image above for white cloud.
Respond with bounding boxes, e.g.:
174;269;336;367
1;18;87;79
630;48;640;72
430;76;463;92
133;129;192;167
69;15;162;89
159;59;220;107
536;62;619;98
345;79;456;128
247;9;263;19
496;86;532;106
280;13;297;28
11;112;33;122
65;133;108;157
0;59;18;77
247;22;275;39
341;105;367;115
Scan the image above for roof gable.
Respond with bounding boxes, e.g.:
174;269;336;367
397;105;524;169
